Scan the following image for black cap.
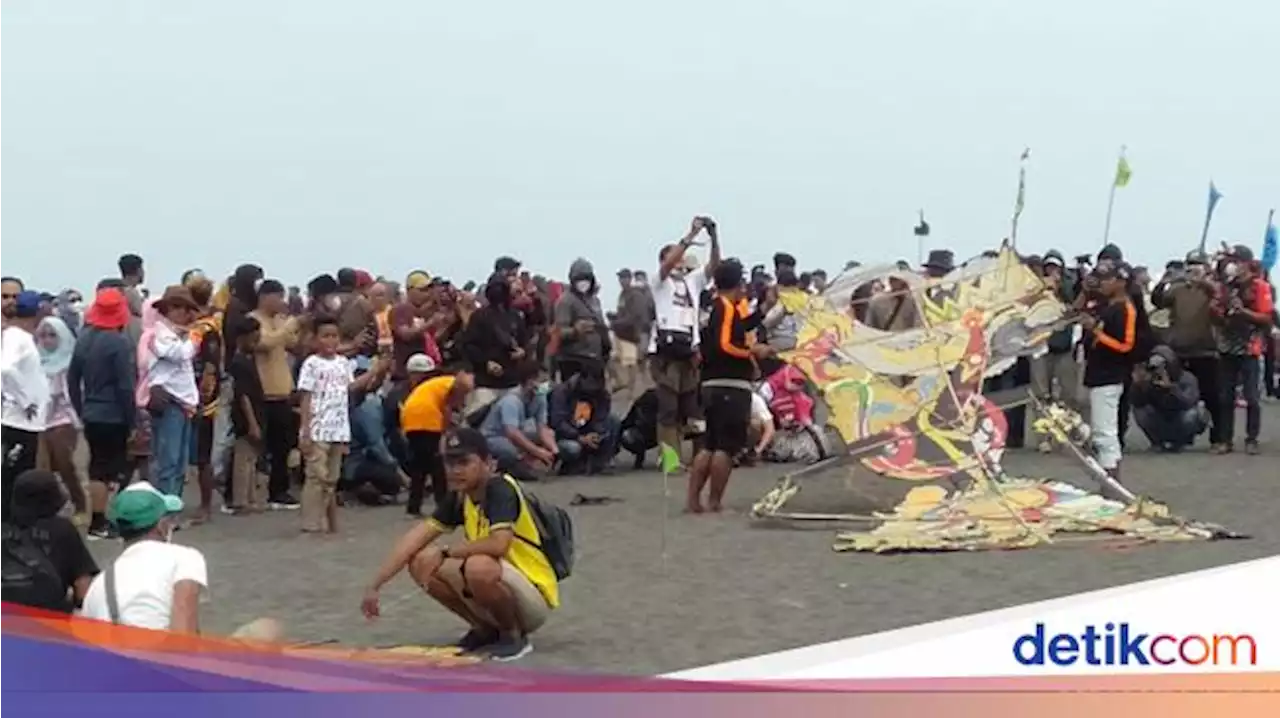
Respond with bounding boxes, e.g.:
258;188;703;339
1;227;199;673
442;428;490;462
1230;245;1255;262
773;252;797;268
494;256;522;273
1098;243;1123;261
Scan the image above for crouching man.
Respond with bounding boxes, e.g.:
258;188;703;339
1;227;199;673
360;428;558;661
1131;346;1208;452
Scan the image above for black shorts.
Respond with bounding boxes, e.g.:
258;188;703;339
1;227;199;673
83;421;131;483
189;416;216;466
701;385;752;455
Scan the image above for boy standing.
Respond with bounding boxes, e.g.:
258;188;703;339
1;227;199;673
297;317;385;533
227;317;267;513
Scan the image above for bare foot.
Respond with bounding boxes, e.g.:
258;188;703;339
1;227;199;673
189;510;211;526
708;502;723;513
684;503;705;514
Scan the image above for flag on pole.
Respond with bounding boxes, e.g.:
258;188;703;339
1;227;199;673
1198;181;1224;253
1262;210;1277;273
1014;148;1029;217
1113;156;1132;188
1011;148;1029;248
658;443;681;474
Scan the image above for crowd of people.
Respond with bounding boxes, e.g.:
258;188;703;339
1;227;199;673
3;217;1276;660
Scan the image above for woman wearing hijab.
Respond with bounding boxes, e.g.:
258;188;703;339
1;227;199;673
1;469;99;613
35;317;88;519
55;289;85;337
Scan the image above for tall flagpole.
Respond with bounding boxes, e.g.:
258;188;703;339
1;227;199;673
1102;146;1126;244
1011;148;1029;249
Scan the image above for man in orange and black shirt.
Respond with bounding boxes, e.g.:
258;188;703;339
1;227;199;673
1081;264;1138;481
689;261;773;513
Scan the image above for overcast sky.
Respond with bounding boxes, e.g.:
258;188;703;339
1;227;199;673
3;0;1277;293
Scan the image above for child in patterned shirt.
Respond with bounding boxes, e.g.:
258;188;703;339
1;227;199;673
297;317;387;533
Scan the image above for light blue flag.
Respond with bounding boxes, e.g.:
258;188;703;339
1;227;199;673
1262;210;1277;273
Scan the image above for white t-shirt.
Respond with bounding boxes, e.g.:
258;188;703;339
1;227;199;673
1;326;50;432
750;392;773;425
648;269;710;353
79;540;208;630
297;354;355;442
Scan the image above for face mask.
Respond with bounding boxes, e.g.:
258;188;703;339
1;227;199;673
536;381;552;396
1223;262;1239;278
573;280;592;294
67;300;84;313
325;294;341;310
632;278;646;288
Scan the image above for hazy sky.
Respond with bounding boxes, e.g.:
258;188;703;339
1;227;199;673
3;0;1277;293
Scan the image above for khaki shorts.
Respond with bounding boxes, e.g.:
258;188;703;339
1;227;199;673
436;558;551;634
614;339;640;367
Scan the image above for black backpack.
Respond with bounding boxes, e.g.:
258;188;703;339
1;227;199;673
505;477;576;581
2;524;67;612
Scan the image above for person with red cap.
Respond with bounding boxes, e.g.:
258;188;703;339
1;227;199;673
68;288;138;539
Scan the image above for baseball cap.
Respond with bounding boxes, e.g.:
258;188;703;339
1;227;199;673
405;353;436;373
442;428;490;462
14;290;43;317
405;271;432;290
494;256;522;274
108;481;184;533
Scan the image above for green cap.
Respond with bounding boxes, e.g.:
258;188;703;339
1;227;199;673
107;482;184;533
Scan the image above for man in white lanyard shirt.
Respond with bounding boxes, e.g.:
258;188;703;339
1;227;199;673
648;216;721;461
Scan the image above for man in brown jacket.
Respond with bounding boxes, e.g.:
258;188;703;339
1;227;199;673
249;280;301;509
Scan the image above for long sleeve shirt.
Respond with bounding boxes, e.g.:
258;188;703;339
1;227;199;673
67;327;136;427
145;321;199;410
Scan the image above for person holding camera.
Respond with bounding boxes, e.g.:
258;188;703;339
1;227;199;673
1030;251;1079;452
1130;346;1208;452
1212;246;1273;455
648;216;721;460
1151;250;1223;447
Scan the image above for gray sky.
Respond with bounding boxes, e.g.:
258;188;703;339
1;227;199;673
4;0;1277;293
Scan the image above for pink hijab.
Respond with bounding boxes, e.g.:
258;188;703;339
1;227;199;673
134;298;162;408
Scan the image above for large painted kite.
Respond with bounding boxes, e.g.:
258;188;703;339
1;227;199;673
751;245;1242;552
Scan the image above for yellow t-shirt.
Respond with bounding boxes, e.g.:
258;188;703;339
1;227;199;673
426;475;559;609
400;376;455;433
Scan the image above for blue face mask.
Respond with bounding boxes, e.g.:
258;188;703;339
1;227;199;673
535;381;552;396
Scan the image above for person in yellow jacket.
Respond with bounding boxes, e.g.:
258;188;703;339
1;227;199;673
361;428;557;662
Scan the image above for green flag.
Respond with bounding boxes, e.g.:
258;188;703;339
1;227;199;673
659;443;681;474
1114;156;1132;188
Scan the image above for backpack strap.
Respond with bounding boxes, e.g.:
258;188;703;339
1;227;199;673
501;474;545;550
104;562;122;625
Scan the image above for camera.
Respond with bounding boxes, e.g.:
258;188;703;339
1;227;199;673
1146;354;1170;384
